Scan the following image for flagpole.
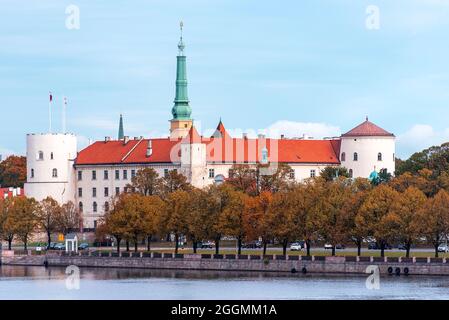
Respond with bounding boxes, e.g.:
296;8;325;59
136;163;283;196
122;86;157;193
49;92;52;133
62;96;67;134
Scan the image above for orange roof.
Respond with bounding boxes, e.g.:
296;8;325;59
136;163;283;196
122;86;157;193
342;118;394;137
75;136;341;165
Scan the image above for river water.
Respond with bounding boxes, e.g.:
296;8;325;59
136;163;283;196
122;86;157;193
0;266;448;300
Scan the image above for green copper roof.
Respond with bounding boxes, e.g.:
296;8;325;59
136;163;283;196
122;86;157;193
118;114;124;140
171;22;192;121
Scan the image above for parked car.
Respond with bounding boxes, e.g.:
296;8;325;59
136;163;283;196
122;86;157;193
196;241;214;249
48;242;58;250
397;243;407;250
290;243;302;251
78;243;89;250
324;244;346;250
242;241;262;249
368;242;393;250
54;243;65;250
438;244;449;253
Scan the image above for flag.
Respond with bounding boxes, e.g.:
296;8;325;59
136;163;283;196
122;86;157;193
49;92;53;102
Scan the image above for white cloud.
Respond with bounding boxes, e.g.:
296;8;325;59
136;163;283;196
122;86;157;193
397;124;449;158
267;120;341;139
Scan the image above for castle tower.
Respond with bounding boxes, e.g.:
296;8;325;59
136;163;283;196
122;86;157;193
181;126;207;188
24;133;77;204
170;21;193;139
339;117;395;178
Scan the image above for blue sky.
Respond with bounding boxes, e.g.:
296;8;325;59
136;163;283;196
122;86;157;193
1;0;449;159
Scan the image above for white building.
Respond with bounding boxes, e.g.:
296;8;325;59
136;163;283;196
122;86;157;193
24;32;396;229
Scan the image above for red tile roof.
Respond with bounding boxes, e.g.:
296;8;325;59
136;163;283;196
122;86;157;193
0;187;23;199
342;118;394;137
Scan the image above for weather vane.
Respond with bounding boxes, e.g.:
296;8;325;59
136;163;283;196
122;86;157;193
178;20;185;54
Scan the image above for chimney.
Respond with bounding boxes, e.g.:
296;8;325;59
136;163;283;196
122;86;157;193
123;136;130;145
280;134;285;139
146;140;153;157
243;133;248;139
258;134;266;140
104;136;111;142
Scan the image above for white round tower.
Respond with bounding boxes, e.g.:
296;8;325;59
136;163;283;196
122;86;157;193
339;118;395;179
24;133;77;204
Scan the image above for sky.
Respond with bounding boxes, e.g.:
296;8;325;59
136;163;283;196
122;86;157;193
1;0;449;159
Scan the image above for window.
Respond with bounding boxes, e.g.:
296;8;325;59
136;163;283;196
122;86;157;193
93;202;98;213
78;171;82;181
37;151;44;161
289;169;295;179
353;152;358;161
104;187;109;197
164;169;169;178
209;168;215;178
79;202;83;213
52;168;58;178
104;202;109;213
92;170;97;180
341;152;346;162
123;170;128;180
131;169;136;179
115;187;120;195
78;188;83;197
378;153;382;161
50;152;54;160
115;170;120;180
92;188;97;198
31;169;34;178
349;169;353;178
104;170;109;180
310;169;316;178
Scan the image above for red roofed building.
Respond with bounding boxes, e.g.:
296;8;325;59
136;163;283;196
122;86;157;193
1;187;23;199
25;31;395;229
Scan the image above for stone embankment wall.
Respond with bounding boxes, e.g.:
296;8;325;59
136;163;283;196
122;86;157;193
2;251;449;276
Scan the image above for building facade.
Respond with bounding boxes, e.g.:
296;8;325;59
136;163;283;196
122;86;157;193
24;32;396;229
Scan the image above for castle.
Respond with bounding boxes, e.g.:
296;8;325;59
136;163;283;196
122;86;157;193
24;29;395;229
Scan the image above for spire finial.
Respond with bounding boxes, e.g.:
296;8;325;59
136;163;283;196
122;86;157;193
118;114;124;140
366;116;369;121
178;21;185;55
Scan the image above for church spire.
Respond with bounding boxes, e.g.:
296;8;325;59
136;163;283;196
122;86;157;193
118;114;124;140
171;21;191;121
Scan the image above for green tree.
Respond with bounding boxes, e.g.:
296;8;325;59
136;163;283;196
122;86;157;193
319;166;349;182
129;168;162;196
160;170;191;196
7;197;39;250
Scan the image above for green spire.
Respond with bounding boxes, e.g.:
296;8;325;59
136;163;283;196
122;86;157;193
118;114;124;140
171;21;192;121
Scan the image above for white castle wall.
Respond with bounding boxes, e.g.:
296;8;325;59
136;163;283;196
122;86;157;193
24;133;77;204
340;136;395;178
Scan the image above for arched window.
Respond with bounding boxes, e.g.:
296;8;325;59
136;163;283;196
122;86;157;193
31;169;34;178
93;202;98;213
37;151;44;161
50;152;54;160
349;169;353;178
378;152;382;161
79;202;83;213
353;152;358;161
341;152;346;161
52;168;58;178
104;201;109;212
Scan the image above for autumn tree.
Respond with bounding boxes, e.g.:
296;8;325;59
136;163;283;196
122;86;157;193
244;191;273;255
142;195;165;251
388;187;426;258
218;189;247;254
37;197;62;249
258;163;294;194
358;185;400;257
226;164;257;195
418;190;449;258
0;155;26;188
129;168;162;196
186;189;212;253
160;170;191;196
59;201;82;235
161;190;191;254
6;197;39;250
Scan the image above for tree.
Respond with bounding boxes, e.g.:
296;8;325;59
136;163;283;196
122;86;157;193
37;197;62;249
129;168;162;196
358;185;400;257
244;191;273;255
312;179;351;256
6;197;39;250
186;189;212;253
226;164;257;195
162;190;191;254
418;190;449;258
258;163;294;194
0;155;26;188
389;169;437;197
320;166;349;182
59;201;82;235
389;187;426;258
142;195;165;251
218;189;247;254
160;170;191;196
1;198;14;249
